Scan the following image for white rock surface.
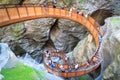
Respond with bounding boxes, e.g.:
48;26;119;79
0;74;4;80
0;43;18;80
0;43;9;69
19;53;64;80
101;16;120;80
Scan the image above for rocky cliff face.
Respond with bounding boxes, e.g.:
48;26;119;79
0;0;120;76
50;19;88;52
0;0;120;80
102;17;120;80
72;16;120;80
0;0;116;59
72;34;96;64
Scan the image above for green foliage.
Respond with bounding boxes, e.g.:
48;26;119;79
1;63;44;80
12;23;22;41
78;76;88;80
78;0;87;4
1;0;8;4
1;0;19;4
34;69;46;80
111;19;120;23
63;0;75;7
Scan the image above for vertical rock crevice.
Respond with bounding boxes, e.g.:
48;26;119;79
91;9;113;26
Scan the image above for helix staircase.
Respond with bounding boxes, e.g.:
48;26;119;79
0;4;103;78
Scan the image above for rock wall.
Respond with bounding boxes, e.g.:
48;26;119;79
72;16;120;80
0;43;18;80
102;17;120;80
0;0;120;64
72;34;96;64
50;19;88;52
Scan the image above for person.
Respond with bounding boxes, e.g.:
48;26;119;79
85;62;90;67
43;1;47;7
77;10;80;14
53;0;57;8
53;4;56;8
78;11;84;16
68;65;72;72
61;6;64;10
92;57;98;63
51;62;55;69
46;62;49;65
60;65;65;72
43;1;48;14
75;64;79;70
85;14;88;18
56;49;59;52
46;50;50;58
48;60;52;65
65;57;68;61
68;7;75;17
99;36;103;43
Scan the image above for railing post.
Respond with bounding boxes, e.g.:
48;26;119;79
16;6;20;18
33;5;36;16
5;7;11;20
25;5;28;16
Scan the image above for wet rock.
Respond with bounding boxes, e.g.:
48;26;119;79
91;9;113;26
50;19;88;52
110;0;120;15
75;0;112;14
0;43;9;69
72;34;96;63
0;22;26;43
23;18;56;52
0;23;26;56
0;74;4;80
0;43;18;80
0;0;21;4
72;16;120;79
101;16;120;80
71;16;120;80
0;43;18;68
0;43;19;68
42;39;56;50
10;42;26;56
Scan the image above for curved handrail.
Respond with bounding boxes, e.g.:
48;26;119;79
0;4;103;78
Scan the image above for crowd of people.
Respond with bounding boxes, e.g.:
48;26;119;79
44;48;100;73
41;1;88;18
42;1;103;73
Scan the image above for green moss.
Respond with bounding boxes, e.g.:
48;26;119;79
11;23;23;41
34;69;46;80
78;0;87;4
1;0;9;4
78;76;89;80
63;0;75;7
1;63;44;80
111;19;120;23
1;0;19;4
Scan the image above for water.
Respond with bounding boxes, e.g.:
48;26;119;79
18;53;63;80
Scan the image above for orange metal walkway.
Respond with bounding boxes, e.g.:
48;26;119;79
0;4;103;78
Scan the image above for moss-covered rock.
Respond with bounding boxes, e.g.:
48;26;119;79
1;63;44;80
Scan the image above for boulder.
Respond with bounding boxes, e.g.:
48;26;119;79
23;18;56;52
72;16;120;80
101;16;120;80
50;19;88;52
72;34;96;63
0;43;18;80
0;43;18;68
0;43;9;69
